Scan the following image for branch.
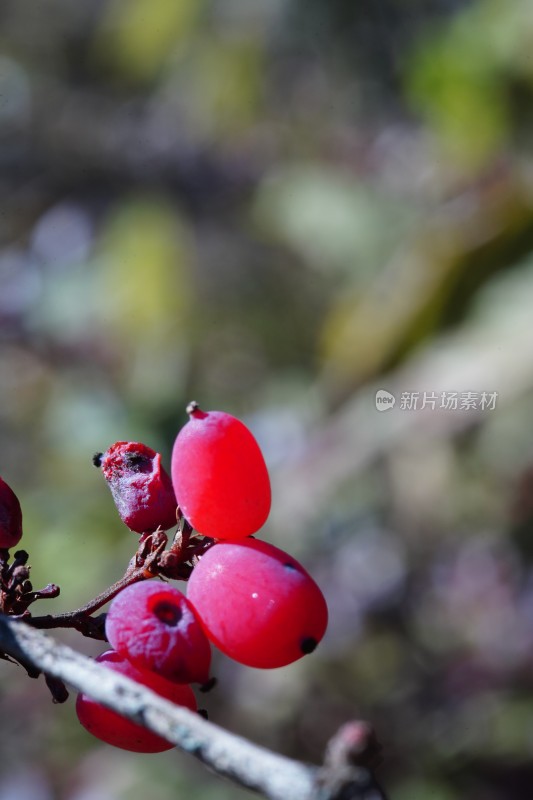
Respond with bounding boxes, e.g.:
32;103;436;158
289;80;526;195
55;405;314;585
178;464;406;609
24;533;167;638
22;529;196;639
0;616;387;800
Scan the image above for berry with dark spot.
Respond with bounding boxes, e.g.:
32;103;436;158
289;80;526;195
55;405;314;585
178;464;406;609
187;539;328;668
105;580;212;685
96;442;177;533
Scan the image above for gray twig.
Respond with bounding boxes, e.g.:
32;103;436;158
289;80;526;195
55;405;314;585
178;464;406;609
0;615;387;800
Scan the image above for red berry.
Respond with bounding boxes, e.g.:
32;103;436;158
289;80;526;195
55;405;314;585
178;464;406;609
0;476;23;550
105;581;211;685
187;539;328;668
171;403;271;540
95;442;177;533
75;650;197;752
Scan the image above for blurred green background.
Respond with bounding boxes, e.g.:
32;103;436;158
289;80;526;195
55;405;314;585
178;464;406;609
2;0;533;798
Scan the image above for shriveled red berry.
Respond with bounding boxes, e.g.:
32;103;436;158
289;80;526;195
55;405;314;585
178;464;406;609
0;476;23;550
105;581;211;685
75;650;197;752
95;442;177;533
187;539;328;668
171;403;271;540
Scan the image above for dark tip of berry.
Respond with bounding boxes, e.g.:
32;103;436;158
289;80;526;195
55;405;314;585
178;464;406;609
284;562;298;571
197;709;209;720
123;451;151;472
153;600;182;626
92;452;103;467
300;637;318;655
199;677;217;693
186;400;200;416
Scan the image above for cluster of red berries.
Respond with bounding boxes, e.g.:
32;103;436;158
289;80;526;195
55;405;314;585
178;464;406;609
84;403;328;751
2;403;328;753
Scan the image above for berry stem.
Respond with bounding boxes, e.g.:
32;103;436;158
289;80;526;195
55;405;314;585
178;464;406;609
20;525;208;638
2;519;212;641
25;531;170;639
185;400;207;419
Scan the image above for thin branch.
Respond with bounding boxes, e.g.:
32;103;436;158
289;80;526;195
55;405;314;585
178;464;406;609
24;531;169;638
0;615;387;800
23;528;212;638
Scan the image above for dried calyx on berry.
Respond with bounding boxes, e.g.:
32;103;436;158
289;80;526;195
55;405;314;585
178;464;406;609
95;442;178;534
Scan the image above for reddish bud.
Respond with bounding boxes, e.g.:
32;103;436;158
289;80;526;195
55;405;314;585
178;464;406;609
96;442;177;533
0;476;23;550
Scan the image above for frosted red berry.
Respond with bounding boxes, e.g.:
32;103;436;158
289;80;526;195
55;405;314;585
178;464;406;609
105;580;211;685
95;442;177;533
75;650;197;752
187;539;328;668
0;476;23;550
171;403;271;540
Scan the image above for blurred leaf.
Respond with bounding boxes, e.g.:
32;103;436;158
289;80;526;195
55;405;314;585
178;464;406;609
395;779;455;800
30;261;99;341
175;36;263;136
485;696;533;757
253;165;417;277
94;197;194;405
95;0;202;82
95;196;193;338
319;171;533;394
407;0;511;168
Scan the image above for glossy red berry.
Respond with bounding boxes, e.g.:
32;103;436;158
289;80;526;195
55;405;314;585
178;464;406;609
105;580;211;685
94;442;177;533
171;403;271;540
75;650;197;752
187;539;328;668
0;476;23;550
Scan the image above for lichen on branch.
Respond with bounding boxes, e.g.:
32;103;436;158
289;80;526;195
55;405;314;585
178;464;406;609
0;616;387;800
